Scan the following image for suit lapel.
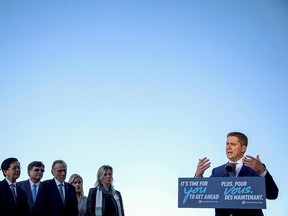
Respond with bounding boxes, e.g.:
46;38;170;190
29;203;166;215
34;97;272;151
221;165;229;177
238;164;249;177
63;182;69;205
3;179;17;203
52;180;65;205
24;180;33;201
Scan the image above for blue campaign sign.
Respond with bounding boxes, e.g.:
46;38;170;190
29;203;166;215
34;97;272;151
178;177;266;209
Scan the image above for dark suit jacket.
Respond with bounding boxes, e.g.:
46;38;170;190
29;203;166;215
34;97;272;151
87;187;125;216
17;179;37;214
0;179;30;216
211;163;279;216
32;179;78;216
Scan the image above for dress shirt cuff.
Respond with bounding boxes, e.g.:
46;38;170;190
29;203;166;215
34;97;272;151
194;173;203;178
259;169;267;177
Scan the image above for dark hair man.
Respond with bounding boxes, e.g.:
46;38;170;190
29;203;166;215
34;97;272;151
0;157;29;216
17;161;45;213
194;132;279;216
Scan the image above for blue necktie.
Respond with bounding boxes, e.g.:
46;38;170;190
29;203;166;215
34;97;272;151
58;183;65;203
10;184;17;202
32;184;37;202
229;170;237;177
229;163;237;177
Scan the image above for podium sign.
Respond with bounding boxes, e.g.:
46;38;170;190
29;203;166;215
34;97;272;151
178;177;266;209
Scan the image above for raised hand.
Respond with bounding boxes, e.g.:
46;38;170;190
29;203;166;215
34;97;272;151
195;157;211;178
243;155;266;175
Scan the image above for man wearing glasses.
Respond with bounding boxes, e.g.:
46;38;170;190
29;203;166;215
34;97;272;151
18;161;45;214
0;157;29;216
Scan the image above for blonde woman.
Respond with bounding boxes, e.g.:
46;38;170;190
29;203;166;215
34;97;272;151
68;174;88;216
86;165;124;216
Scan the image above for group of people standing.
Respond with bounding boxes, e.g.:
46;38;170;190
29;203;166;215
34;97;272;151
0;158;125;216
0;131;279;216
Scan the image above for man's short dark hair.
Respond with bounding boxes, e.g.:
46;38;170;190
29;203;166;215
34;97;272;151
1;157;18;171
1;157;18;176
227;132;248;147
27;161;45;172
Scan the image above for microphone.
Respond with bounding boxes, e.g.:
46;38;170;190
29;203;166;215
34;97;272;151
225;163;236;173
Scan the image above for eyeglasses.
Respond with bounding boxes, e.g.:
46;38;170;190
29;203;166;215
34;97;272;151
33;168;45;173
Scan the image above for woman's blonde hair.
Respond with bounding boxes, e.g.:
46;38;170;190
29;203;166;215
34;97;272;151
68;173;84;197
94;165;113;187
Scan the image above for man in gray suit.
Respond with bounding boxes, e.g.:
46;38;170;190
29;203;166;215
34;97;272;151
17;161;45;214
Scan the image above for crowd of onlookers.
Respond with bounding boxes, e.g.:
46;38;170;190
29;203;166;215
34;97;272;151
0;158;124;216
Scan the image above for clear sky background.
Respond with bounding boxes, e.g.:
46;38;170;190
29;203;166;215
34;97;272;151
1;1;287;215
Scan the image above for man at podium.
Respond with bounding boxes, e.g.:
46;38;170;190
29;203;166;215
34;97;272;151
194;132;278;216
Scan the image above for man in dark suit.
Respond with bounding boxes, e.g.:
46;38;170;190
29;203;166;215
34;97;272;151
194;132;279;216
32;159;78;216
0;157;30;216
17;161;45;214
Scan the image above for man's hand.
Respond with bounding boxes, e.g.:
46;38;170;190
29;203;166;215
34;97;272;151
195;157;211;178
243;155;266;175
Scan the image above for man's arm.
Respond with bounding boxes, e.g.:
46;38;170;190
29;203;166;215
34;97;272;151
264;171;279;199
243;155;279;199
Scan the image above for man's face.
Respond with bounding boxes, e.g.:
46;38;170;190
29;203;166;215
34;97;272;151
28;166;45;183
51;163;67;182
226;136;246;162
4;161;21;183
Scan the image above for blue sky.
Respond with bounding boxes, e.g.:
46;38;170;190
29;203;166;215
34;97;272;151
1;1;287;215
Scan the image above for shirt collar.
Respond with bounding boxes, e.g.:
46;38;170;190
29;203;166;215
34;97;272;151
228;157;244;175
54;178;64;186
5;178;14;185
29;179;40;187
228;157;244;165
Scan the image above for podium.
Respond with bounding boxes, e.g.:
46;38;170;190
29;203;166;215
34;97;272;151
178;177;266;209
